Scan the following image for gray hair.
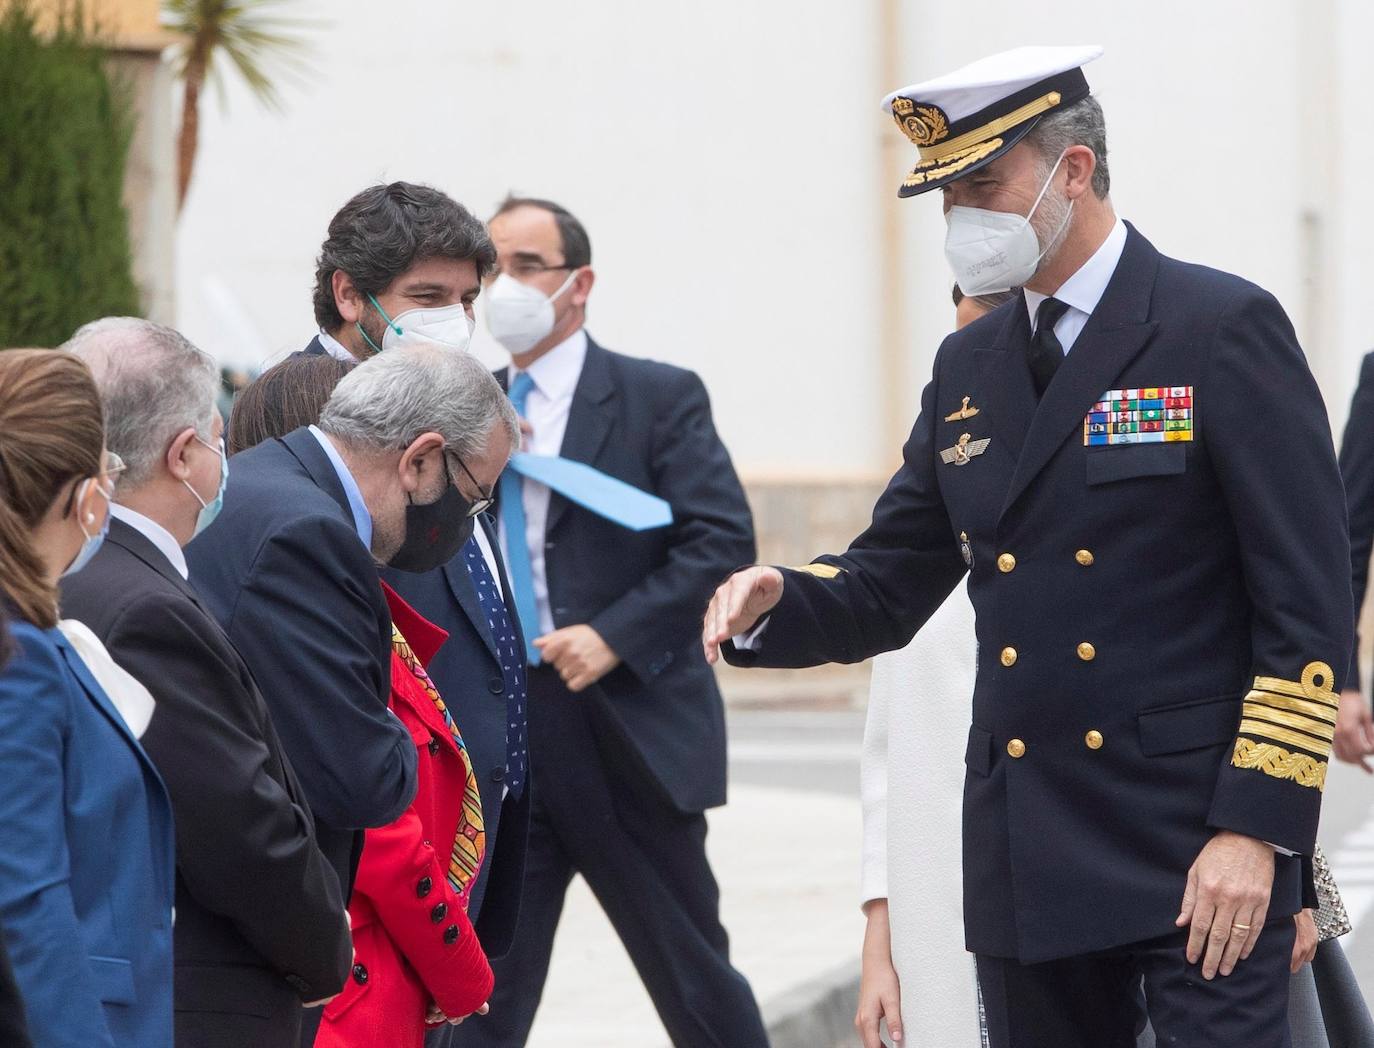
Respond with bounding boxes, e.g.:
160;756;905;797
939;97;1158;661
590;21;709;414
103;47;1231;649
1025;95;1110;199
63;317;220;489
319;346;519;461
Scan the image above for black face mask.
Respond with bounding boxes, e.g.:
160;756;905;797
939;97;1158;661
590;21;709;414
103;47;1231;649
386;469;475;573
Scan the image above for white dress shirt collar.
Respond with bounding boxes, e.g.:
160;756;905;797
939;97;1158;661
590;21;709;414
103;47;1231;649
1024;218;1128;333
512;327;588;401
316;329;359;362
111;504;189;579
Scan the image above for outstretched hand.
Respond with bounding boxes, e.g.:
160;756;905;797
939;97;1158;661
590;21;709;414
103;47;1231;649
701;566;785;664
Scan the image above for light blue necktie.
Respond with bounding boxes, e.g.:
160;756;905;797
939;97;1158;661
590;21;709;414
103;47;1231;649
500;373;543;665
505;454;673;531
500;371;675;665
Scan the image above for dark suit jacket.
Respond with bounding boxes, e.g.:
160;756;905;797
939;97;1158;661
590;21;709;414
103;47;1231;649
382;516;528;957
498;337;756;814
62;519;352;1045
1340;349;1374;690
726;226;1351;963
0;929;31;1048
186;427;418;897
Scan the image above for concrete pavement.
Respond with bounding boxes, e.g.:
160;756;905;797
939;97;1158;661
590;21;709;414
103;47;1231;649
524;711;866;1048
520;708;1374;1046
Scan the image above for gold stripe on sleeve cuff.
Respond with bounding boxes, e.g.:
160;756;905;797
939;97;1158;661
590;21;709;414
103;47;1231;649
1237;719;1332;758
1244;690;1338;726
788;564;843;579
1241;703;1335;743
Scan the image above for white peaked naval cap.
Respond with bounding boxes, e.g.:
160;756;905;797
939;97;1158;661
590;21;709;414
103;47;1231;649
880;45;1104;197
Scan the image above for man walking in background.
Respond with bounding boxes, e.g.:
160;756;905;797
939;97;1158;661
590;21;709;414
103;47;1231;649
452;197;767;1048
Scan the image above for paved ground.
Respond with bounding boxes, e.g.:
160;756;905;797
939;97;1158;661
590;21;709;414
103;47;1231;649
522;708;1374;1046
525;710;865;1048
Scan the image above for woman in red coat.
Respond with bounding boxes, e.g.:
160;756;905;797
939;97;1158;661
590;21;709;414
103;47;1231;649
317;583;494;1048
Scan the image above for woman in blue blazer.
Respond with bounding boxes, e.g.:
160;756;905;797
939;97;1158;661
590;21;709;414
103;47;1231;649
0;350;175;1047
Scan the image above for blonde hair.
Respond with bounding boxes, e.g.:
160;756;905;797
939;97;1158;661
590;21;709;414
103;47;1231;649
0;350;104;627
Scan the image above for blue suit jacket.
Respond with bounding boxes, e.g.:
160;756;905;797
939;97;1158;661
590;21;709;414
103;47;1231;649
186;427;417;898
497;338;756;814
382;517;528;957
0;620;175;1047
726;226;1351;962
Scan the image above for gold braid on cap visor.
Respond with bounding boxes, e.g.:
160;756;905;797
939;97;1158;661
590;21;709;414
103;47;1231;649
915;90;1064;163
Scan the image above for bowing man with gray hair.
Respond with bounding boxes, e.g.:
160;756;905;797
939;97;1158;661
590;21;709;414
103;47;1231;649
186;344;518;1043
60;317;353;1048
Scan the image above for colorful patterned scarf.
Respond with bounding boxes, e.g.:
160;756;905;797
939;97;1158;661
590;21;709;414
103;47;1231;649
391;624;486;902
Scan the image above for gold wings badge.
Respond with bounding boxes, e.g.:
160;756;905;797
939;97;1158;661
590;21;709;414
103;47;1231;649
940;432;991;466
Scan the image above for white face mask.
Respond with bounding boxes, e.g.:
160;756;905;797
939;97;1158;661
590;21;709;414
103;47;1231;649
943;152;1073;296
484;271;577;356
360;295;476;354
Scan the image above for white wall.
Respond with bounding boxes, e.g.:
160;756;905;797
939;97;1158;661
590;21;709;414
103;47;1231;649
176;1;1374;477
175;0;883;475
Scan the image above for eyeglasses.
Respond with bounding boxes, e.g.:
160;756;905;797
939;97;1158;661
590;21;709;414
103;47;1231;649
486;259;573;282
444;450;495;518
103;451;127;481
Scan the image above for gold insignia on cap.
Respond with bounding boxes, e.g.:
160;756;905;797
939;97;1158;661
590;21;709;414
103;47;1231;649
940;432;991;466
891;97;949;147
945;396;981;423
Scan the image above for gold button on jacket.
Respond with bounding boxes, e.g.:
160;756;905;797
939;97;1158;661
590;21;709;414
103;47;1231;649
1007;739;1026;758
1075;549;1095;566
1077;642;1096;662
1000;646;1018;667
1085;730;1104;750
997;553;1016;573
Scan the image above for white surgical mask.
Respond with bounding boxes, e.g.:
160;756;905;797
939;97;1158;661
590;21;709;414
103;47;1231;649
484;271;577;356
359;295;476;354
943;151;1073;296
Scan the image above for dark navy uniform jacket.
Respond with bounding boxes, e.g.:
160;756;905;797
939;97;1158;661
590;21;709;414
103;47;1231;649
1339;349;1374;690
727;226;1352;963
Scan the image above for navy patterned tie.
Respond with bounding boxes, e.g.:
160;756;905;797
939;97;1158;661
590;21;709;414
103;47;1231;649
462;536;527;800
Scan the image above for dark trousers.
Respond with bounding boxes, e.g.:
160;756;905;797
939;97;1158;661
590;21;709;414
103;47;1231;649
979;919;1297;1048
446;667;767;1048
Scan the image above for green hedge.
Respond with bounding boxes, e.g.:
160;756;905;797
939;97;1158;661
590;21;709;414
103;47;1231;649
0;1;139;347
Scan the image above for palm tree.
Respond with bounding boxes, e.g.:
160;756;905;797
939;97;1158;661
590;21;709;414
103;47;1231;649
164;0;312;212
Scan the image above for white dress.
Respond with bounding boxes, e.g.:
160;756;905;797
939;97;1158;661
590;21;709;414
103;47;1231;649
861;581;983;1047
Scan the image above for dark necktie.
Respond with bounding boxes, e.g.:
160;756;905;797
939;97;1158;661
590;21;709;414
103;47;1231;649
1027;296;1071;397
462;537;528;800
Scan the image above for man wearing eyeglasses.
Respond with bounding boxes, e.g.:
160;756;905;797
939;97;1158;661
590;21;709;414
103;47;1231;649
419;197;764;1048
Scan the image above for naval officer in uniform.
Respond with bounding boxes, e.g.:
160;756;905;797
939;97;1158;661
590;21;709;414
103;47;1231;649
703;46;1352;1048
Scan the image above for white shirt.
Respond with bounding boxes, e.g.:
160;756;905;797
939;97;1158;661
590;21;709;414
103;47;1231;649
316;329;358;362
111;504;188;579
497;328;589;638
1023;217;1128;353
472;521;504;601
